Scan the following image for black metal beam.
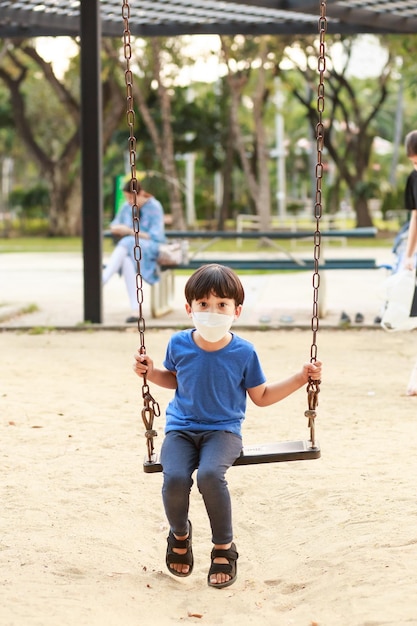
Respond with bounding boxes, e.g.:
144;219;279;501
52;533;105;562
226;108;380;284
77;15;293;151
0;21;402;38
80;0;103;323
232;0;317;8
276;0;326;9
1;1;416;38
123;22;393;37
327;3;416;34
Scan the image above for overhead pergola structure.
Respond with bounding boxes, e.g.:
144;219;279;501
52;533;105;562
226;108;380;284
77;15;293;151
1;1;417;38
0;1;416;323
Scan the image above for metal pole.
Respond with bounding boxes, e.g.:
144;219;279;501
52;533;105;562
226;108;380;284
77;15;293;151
80;0;103;323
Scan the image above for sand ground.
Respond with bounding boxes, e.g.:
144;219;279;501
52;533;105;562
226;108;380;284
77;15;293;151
1;328;417;626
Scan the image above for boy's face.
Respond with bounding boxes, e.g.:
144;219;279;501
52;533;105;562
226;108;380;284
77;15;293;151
185;291;242;319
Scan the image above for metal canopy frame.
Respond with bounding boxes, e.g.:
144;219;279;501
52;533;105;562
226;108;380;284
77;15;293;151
1;1;417;37
0;0;414;323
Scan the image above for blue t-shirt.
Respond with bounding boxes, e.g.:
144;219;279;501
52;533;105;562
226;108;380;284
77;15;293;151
163;329;266;436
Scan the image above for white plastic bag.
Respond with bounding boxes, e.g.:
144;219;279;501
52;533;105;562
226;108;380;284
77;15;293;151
380;269;417;331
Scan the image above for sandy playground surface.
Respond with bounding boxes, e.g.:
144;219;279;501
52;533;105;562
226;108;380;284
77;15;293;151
1;327;417;626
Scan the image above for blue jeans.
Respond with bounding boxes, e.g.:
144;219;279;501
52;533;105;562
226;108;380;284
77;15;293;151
160;430;242;545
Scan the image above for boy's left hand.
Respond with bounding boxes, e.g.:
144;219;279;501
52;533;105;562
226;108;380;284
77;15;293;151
303;360;322;381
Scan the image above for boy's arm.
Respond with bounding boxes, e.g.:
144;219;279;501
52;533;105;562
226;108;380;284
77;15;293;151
248;361;321;407
133;353;177;389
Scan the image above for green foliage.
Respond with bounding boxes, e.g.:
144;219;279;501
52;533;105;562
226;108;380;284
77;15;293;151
19;55;77;159
352;180;380;201
3;33;417;232
0;86;14;152
380;184;406;220
0;86;23;176
9;182;50;218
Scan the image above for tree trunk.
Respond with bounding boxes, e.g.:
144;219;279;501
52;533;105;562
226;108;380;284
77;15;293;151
222;38;272;231
293;41;392;230
217;119;235;230
354;196;374;228
0;41;126;236
132;40;185;230
252;53;271;231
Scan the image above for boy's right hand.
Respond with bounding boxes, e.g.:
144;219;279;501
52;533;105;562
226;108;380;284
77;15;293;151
133;351;154;378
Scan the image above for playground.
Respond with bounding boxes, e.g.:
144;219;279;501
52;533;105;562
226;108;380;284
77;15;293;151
1;327;416;625
1;2;416;622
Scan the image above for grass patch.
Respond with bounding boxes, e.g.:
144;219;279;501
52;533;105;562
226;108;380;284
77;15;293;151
0;237;114;254
0;231;394;257
0;302;39;320
27;326;51;335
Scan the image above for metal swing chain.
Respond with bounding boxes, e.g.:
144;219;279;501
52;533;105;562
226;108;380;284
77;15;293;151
122;0;160;462
305;1;327;448
121;0;325;455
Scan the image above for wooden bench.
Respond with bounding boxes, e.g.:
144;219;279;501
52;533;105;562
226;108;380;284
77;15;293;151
150;228;379;318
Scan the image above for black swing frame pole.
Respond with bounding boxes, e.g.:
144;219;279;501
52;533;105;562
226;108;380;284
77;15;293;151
80;0;103;323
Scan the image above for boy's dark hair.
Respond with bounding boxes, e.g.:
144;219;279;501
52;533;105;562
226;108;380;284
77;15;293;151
123;180;142;193
405;131;417;157
184;264;245;306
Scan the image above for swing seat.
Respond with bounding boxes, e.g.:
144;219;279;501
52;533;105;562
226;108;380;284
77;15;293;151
143;440;320;473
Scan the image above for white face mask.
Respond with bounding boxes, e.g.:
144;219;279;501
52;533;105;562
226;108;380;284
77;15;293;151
192;312;235;343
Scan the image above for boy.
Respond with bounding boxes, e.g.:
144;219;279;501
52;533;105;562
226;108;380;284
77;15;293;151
133;264;322;588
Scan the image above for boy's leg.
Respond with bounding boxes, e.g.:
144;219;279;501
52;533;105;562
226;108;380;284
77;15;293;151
160;431;199;536
197;431;242;587
160;431;198;576
196;431;242;545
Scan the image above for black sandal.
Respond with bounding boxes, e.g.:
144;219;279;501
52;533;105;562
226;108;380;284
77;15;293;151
165;521;194;577
207;542;238;589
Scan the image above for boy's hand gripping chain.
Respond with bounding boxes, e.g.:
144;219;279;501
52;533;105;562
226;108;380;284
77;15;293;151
305;379;320;449
141;372;161;462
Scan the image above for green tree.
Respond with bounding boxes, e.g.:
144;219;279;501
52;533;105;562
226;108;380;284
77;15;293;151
289;36;394;227
0;38;125;236
219;35;292;230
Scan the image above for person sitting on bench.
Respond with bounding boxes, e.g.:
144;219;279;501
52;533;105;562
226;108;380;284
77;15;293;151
103;181;166;323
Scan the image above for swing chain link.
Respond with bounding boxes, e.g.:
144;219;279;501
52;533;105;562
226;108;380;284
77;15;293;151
305;379;320;448
123;0;160;462
306;0;327;447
